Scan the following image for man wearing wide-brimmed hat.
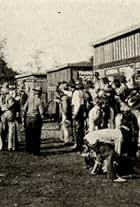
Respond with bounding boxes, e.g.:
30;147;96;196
23;86;45;155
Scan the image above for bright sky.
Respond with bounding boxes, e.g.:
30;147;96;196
0;0;140;72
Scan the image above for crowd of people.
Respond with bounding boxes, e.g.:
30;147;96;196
0;82;45;156
55;72;140;182
0;72;140;182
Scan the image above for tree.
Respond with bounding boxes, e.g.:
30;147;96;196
0;38;7;60
0;38;17;77
26;49;45;72
89;56;94;64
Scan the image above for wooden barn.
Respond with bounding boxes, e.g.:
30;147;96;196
47;61;93;117
91;23;140;84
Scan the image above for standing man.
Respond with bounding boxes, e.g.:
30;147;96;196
23;86;45;156
6;96;19;151
117;76;129;102
0;82;10;150
115;102;139;158
60;83;73;145
71;81;85;151
93;72;100;91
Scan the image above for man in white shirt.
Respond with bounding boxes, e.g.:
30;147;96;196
71;81;85;151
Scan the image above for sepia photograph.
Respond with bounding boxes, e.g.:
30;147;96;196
0;0;140;206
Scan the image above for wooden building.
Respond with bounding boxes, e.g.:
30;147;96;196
91;23;140;83
15;73;47;92
47;62;93;117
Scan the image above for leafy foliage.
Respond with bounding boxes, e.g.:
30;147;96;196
0;38;18;77
0;59;17;76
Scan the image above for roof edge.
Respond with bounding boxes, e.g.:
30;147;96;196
91;22;140;47
46;63;70;73
46;62;92;73
15;72;46;79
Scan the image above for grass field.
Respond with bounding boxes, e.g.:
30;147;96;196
0;122;140;207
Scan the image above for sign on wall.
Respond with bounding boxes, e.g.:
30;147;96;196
106;68;118;76
78;71;93;80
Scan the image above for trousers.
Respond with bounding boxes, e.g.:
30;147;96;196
72;107;85;150
25;116;42;155
8;121;18;151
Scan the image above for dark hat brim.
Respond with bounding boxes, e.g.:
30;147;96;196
32;89;42;92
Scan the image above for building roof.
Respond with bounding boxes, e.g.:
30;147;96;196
91;23;140;47
46;61;92;73
15;72;46;79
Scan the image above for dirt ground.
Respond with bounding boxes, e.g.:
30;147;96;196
0;122;140;207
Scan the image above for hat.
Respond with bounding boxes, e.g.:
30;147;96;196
127;89;137;98
94;72;99;78
97;90;110;105
63;82;70;90
32;86;42;93
127;94;140;109
112;78;121;88
59;82;67;91
101;77;110;84
98;89;105;98
86;80;94;88
113;78;120;83
1;82;9;93
119;75;127;83
97;97;109;106
18;85;25;92
120;101;130;111
68;80;75;89
76;82;84;89
9;85;16;90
